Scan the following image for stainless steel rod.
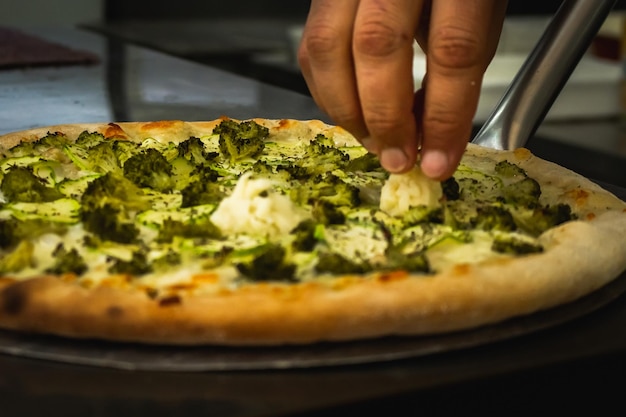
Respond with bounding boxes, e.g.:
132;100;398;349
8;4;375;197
472;0;617;150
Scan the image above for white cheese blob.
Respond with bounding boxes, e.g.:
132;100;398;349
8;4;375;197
210;173;307;239
380;165;443;216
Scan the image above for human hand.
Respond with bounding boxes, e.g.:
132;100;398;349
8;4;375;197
298;0;508;180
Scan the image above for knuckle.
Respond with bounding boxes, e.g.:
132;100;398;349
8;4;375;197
302;25;343;62
363;109;405;135
429;25;482;69
354;20;409;58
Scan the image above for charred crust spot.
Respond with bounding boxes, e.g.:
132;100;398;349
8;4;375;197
0;283;28;316
158;295;182;307
586;212;597;221
377;271;409;282
145;288;159;299
142;120;181;130
106;305;124;319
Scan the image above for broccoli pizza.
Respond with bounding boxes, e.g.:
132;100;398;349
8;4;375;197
0;118;624;345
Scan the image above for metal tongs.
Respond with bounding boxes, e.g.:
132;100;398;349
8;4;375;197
472;0;618;150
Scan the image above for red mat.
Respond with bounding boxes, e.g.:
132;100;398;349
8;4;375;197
0;27;99;69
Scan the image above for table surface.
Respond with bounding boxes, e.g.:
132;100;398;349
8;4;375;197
1;26;626;417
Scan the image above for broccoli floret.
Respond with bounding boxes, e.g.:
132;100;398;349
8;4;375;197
384;248;430;273
123;148;175;192
345;152;381;172
7;141;35;157
513;204;575;236
502;177;541;208
180;179;224;208
471;205;517;232
33;132;69;152
156;217;222;243
0;166;64;203
0;240;34;273
177;136;216;166
81;172;150;213
275;163;313;181
495;160;527;178
402;205;444;227
66;141;122;174
291;174;360;207
315;251;371;275
290;219;318;252
82;204;139;243
108;250;152;275
0;218;67;250
45;244;88;276
75;131;106;149
214;119;268;164
112;140;141;164
235;243;296;282
152;250;182;270
441;177;460;201
312;200;346;225
491;235;544;255
298;134;349;175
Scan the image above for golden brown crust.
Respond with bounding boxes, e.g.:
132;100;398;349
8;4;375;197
0;119;625;345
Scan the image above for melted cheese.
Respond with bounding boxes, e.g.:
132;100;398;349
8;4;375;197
380;165;443;216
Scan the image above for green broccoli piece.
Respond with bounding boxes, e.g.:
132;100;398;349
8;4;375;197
156;217;222;243
7;141;35;157
108;250;152;275
75;131;106;149
345;152;381;172
502;177;541;208
33;132;69;153
82;204;139;244
441;177;460;201
298;134;349;175
0;166;64;202
290;173;360;207
491;235;544;255
45;244;88;276
152;250;182;270
384;248;430;273
471;205;517;232
235;243;296;282
312;200;346;225
0;240;35;273
513;204;575;237
214;119;268;164
290;219;318;252
0;218;67;250
112;140;142;165
495;160;528;178
65;141;122;174
123;148;175;192
177;136;216;166
402;205;444;226
275;163;313;181
80;172;150;214
180;179;224;208
315;251;371;275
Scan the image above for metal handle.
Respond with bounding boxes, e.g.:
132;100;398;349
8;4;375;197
472;0;617;150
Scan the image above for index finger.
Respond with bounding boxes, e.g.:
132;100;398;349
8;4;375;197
420;0;507;180
352;0;424;173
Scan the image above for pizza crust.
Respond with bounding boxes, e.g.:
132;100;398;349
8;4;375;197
0;119;625;345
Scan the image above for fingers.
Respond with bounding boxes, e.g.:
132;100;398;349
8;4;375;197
298;0;369;141
419;0;507;180
352;0;424;172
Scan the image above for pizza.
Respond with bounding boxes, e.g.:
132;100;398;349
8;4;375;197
0;118;624;346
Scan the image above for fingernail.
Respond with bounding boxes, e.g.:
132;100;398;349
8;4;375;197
420;149;448;178
360;137;378;154
380;147;409;173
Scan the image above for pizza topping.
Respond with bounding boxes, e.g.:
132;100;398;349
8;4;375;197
0;119;583;289
380;165;443;216
210;172;308;239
